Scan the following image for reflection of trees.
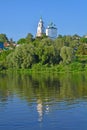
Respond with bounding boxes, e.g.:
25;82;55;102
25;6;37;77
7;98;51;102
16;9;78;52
0;72;87;107
0;74;11;102
59;73;87;100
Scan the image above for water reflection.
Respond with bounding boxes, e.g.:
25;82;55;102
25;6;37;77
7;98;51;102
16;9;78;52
0;72;87;122
0;72;87;100
37;99;43;122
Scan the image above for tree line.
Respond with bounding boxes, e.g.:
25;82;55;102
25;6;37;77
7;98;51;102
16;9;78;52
0;33;87;71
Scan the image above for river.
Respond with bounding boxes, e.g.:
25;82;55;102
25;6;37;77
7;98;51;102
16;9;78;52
0;72;87;130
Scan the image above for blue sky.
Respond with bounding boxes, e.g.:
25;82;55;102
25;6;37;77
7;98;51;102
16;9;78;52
0;0;87;41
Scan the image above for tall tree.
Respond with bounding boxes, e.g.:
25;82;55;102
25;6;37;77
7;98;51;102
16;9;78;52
25;33;34;43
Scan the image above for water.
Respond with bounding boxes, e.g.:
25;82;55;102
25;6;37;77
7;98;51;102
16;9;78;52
0;72;87;130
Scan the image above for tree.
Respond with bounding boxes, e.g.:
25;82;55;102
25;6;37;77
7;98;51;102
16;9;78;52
17;38;26;44
80;37;87;43
25;33;34;43
54;37;64;50
57;34;63;38
60;46;73;64
17;33;34;45
36;38;61;65
0;34;9;42
72;34;80;40
76;44;87;55
6;44;37;69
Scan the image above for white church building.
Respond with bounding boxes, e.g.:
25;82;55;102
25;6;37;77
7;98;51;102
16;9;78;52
46;22;57;39
36;18;57;39
36;18;45;37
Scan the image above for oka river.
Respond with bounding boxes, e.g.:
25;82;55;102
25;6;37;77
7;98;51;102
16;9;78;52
0;72;87;130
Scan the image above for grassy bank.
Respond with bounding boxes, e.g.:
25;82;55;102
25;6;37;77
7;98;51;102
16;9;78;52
3;61;87;74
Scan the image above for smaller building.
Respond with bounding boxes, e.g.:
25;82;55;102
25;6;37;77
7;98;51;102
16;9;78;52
0;42;4;49
4;42;10;48
46;22;57;39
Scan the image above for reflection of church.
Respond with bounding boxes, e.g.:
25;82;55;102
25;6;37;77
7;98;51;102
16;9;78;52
37;99;43;122
36;99;50;122
36;17;57;39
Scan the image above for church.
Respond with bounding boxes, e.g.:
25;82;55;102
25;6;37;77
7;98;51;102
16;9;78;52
36;18;57;39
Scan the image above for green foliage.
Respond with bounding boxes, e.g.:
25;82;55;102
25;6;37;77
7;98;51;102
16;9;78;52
54;37;64;50
76;44;87;55
0;34;8;42
0;50;12;71
17;33;34;45
60;46;73;64
72;34;80;40
25;33;34;43
80;37;87;43
6;44;37;69
75;55;87;63
69;62;85;71
1;33;87;72
36;38;61;65
17;38;26;44
0;50;12;61
0;61;7;71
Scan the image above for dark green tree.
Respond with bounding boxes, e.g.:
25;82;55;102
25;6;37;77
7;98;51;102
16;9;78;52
80;37;87;43
17;38;26;44
0;34;9;42
25;33;34;43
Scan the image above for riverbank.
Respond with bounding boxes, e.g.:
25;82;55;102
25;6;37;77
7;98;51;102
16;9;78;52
1;61;86;75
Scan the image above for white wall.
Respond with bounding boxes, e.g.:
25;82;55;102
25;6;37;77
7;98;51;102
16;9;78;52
46;28;57;38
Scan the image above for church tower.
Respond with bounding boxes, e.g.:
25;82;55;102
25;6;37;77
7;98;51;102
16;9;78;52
36;17;45;37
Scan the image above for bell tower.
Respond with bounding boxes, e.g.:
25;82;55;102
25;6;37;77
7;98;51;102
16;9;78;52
36;17;45;37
